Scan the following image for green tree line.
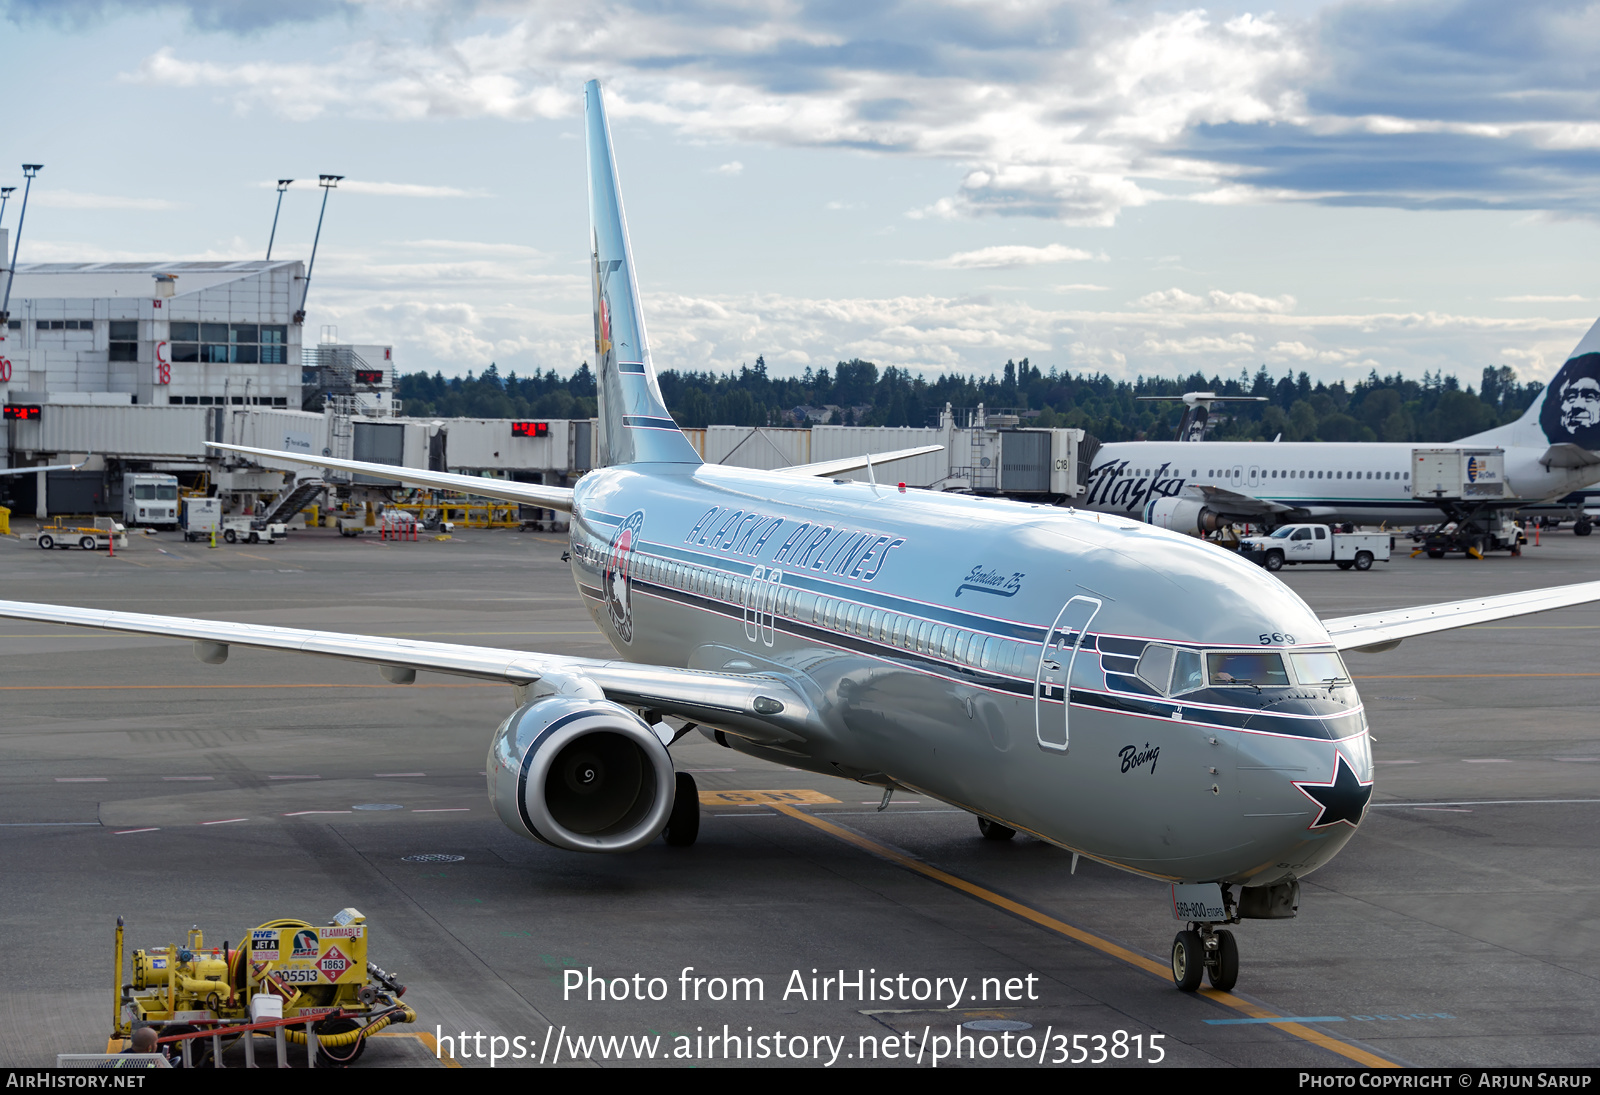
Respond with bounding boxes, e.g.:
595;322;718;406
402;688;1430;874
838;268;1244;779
397;358;1544;444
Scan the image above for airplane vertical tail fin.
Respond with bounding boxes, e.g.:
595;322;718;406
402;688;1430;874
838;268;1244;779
585;80;703;468
1458;315;1600;450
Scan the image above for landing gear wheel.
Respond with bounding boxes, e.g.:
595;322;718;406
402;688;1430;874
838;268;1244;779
1171;930;1204;992
223;529;237;544
977;817;1017;841
1577;519;1593;537
1335;561;1353;570
663;771;700;847
1206;929;1239;991
1354;550;1374;571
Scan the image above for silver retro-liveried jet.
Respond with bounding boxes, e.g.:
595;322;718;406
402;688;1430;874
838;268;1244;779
5;82;1600;994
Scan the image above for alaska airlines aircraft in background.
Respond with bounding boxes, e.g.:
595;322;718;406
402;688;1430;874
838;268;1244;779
1081;329;1600;537
3;82;1600;994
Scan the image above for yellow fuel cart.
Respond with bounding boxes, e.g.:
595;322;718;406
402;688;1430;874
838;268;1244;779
112;909;415;1067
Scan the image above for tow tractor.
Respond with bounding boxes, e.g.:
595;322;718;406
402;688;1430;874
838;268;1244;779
104;909;416;1068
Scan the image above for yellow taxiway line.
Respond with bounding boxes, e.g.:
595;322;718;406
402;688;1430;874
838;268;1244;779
770;803;1396;1069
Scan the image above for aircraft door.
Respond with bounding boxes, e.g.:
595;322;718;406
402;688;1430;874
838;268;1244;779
744;565;781;646
1035;595;1102;754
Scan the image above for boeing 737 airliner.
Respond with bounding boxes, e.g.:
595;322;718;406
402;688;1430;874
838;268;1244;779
2;83;1597;994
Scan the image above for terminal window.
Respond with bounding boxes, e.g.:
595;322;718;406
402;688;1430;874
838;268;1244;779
109;320;138;362
169;323;288;364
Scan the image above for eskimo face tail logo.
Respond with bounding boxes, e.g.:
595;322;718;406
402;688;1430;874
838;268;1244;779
605;510;644;643
1540;352;1600;450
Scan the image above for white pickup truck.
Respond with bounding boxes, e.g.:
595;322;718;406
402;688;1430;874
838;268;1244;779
1238;524;1391;572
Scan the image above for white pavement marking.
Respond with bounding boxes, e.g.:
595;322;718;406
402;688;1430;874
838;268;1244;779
164;776;215;781
269;774;321;780
376;773;426;777
202;818;248;825
54;777;106;782
281;810;352;816
114;828;160;834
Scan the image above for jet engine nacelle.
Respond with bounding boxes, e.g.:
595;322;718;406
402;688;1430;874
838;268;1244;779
487;695;676;853
1142;496;1231;536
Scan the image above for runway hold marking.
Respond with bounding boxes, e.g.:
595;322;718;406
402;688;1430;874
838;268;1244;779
768;803;1397;1070
699;789;841;806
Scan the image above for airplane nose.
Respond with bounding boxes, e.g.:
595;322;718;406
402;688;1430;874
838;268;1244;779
1237;732;1373;882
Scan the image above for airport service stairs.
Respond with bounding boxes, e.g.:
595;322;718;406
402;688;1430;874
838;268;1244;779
263;477;325;526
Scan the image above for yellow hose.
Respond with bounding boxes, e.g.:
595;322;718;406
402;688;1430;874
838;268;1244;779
284;1003;415;1046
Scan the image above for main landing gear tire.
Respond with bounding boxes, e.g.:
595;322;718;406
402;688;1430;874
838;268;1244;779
977;818;1017;841
1171;930;1204;992
1263;551;1284;572
1207;929;1239;992
663;771;700;847
1354;550;1374;571
1576;520;1593;537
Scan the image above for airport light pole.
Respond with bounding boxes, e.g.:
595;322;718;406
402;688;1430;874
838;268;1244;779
265;179;293;261
293;174;342;325
1;165;42;327
0;187;14;231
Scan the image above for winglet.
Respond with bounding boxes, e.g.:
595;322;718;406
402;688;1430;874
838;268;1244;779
585;80;702;468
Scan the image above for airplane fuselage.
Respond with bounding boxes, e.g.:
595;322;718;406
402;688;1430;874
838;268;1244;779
567;462;1372;887
1083;440;1596;525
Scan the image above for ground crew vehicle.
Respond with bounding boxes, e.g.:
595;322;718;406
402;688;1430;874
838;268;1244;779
30;518;127;551
123;473;180;528
180;497;221;542
111;910;415;1067
1238;523;1391;571
222;515;287;544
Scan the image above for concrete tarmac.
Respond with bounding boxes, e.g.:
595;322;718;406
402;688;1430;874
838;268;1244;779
0;522;1596;1068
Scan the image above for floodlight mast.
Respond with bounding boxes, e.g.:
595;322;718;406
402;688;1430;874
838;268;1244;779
293;174;342;326
0;187;15;231
0;165;42;327
265;179;293;261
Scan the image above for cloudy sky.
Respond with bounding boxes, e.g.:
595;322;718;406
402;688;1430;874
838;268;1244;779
3;0;1599;386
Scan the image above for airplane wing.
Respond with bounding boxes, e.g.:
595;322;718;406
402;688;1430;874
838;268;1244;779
775;445;944;478
1322;580;1600;653
208;442;574;512
0;598;813;746
0;460;86;477
1187;484;1297;517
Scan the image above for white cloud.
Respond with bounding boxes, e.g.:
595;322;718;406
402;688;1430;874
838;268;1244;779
33;190;182;211
1497;294;1590;304
919;243;1102;270
1135;287;1295;313
713;161;744;176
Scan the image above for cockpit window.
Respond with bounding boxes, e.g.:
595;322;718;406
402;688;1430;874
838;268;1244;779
1207;651;1290;687
1172;649;1204;694
1289;650;1350;688
1135;644;1175;692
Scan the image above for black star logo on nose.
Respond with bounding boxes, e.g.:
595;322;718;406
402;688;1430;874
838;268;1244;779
1292;752;1373;829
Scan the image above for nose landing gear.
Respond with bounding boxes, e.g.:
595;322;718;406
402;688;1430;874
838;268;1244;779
1171;924;1239;992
